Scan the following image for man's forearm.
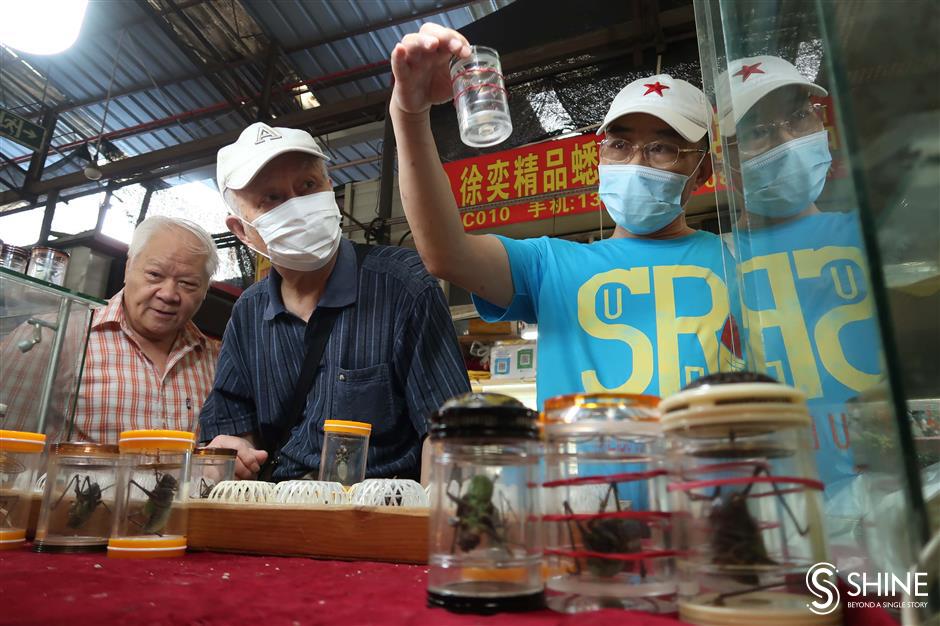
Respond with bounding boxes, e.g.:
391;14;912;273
391;104;469;280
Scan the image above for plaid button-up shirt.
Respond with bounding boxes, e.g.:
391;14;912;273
72;290;219;443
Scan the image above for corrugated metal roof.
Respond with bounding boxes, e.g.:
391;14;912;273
1;0;511;196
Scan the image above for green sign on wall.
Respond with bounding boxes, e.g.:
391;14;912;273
0;107;44;152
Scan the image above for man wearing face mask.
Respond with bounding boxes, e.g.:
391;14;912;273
199;122;470;482
391;24;741;410
721;56;882;540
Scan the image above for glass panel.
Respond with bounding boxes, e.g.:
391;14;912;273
0;268;104;443
146;179;241;282
100;185;148;243
50;194;101;237
693;0;932;591
147;179;229;234
0;207;44;246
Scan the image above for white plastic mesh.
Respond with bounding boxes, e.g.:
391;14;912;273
348;478;428;507
207;480;273;504
271;480;349;505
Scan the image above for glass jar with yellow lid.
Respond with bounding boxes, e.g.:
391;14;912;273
0;429;46;550
34;442;120;553
108;429;194;559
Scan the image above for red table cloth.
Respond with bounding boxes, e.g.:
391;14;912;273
0;549;899;626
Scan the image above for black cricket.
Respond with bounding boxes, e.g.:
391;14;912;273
563;481;651;578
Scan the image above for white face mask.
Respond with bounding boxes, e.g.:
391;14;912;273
241;191;342;272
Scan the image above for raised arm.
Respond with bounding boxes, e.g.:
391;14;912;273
390;23;514;308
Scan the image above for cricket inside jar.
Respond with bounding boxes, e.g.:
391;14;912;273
541;393;676;614
318;420;370;487
0;430;46;550
427;393;544;614
108;429;194;559
34;443;120;553
189;446;236;498
661;376;836;626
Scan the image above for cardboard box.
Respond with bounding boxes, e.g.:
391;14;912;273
468;319;520;336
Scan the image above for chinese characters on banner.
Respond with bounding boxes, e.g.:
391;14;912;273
443;133;722;233
443;134;604;232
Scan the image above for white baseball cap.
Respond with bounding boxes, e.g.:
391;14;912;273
717;55;828;134
216;122;330;193
597;74;711;143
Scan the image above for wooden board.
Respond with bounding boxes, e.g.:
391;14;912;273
187;501;429;564
26;495;429;564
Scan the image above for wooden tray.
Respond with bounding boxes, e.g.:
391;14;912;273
26;495;429;564
187;501;429;564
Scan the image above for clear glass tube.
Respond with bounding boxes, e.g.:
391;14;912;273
450;46;513;148
319;420;370;487
26;247;69;287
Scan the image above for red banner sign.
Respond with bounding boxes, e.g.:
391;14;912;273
443;134;602;232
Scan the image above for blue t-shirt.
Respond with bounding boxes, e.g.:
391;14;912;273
735;210;883;488
473;231;742;409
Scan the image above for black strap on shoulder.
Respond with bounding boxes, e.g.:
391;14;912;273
258;243;373;482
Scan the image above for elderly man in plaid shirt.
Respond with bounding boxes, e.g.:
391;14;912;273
0;216;220;443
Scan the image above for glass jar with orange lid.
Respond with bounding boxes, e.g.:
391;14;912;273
34;442;120;553
108;429;194;559
540;393;676;614
0;430;46;550
318;420;371;487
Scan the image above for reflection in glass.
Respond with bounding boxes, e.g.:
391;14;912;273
693;0;932;599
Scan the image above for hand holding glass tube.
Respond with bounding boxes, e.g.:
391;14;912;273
391;23;512;147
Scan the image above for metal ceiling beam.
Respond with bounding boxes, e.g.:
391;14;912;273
279;0;480;57
35;0;482;118
257;45;280;121
160;0;266;114
1;4;699;206
497;4;693;75
134;0;255;125
9;60;391;166
0;89;390;205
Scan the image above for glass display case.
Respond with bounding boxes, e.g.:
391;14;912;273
692;0;938;616
0;268;104;441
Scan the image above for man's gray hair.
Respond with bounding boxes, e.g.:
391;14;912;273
128;215;219;281
222;154;329;216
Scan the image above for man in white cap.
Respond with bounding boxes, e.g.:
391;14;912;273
199;122;469;482
718;56;881;529
390;23;742;410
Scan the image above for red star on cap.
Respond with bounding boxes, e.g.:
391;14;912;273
643;81;669;97
734;62;765;82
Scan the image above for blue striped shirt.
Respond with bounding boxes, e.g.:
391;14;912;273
199;238;470;481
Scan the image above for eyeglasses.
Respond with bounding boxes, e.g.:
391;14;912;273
598;137;707;169
736;103;826;156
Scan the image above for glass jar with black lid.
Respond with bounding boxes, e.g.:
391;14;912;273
426;392;544;614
